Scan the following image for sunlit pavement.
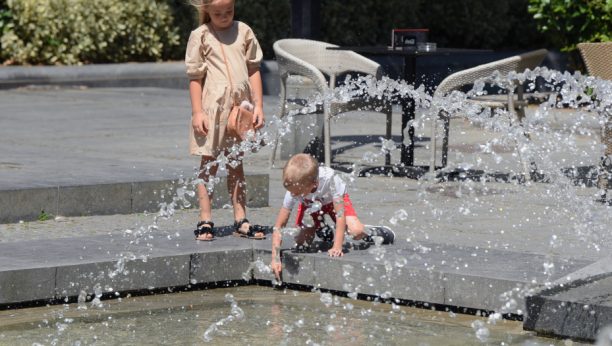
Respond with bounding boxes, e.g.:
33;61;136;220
1;86;607;265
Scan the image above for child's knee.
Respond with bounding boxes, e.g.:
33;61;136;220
347;222;365;235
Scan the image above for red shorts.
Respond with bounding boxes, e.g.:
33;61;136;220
295;194;357;229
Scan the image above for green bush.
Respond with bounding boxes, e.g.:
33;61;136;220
0;0;10;56
0;0;549;65
529;0;612;70
0;0;180;65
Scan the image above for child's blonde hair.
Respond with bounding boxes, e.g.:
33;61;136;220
282;154;319;188
189;0;234;26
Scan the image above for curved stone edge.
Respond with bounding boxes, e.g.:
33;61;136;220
0;236;594;328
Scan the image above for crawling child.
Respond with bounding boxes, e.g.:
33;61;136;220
270;154;395;280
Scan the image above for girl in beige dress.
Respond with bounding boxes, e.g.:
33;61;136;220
186;0;265;240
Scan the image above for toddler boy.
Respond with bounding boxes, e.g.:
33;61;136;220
270;154;395;281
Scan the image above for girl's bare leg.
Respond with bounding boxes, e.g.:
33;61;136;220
346;216;367;240
196;156;219;240
226;155;264;237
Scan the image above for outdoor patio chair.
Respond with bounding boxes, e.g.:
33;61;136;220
268;39;393;168
428;49;549;177
578;42;612;201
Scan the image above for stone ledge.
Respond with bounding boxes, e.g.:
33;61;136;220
0;61;280;95
524;257;612;341
0;232;595;322
0;173;269;224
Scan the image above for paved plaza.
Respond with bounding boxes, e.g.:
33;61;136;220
0;86;607;261
1;86;610;328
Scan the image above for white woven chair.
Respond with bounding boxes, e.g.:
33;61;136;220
578;42;612;200
268;39;393;168
429;49;548;176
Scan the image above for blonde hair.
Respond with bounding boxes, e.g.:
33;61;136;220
189;0;234;26
282;154;319;188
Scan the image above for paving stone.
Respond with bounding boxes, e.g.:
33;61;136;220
58;183;132;217
245;173;269;208
0;267;56;304
282;252;316;286
0;187;57;223
444;276;523;311
190;249;252;284
56;255;191;297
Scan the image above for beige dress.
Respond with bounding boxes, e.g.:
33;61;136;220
185;21;263;156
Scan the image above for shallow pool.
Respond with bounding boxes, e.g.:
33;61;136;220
0;286;581;345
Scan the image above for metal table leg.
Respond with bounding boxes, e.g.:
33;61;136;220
401;56;417;167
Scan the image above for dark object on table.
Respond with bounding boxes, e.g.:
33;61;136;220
392;29;428;48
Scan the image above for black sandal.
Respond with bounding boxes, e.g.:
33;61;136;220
315;218;335;242
233;218;266;240
194;221;215;241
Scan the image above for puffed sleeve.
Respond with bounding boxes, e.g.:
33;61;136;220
243;26;263;69
185;30;209;80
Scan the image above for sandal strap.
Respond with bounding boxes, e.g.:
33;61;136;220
234;218;264;237
194;221;215;237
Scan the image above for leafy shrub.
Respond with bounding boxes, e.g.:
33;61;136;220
0;0;10;57
529;0;612;70
235;0;291;59
0;0;549;65
0;0;180;65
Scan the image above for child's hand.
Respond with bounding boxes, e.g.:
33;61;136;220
253;107;265;130
328;246;344;257
270;260;282;281
192;112;208;135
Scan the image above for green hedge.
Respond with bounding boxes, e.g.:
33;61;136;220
0;0;180;65
1;0;547;65
529;0;612;70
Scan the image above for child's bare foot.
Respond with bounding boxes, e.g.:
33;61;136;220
194;221;215;241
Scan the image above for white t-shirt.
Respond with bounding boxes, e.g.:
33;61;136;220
283;167;347;210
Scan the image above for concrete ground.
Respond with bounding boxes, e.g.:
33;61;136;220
1;86;609;263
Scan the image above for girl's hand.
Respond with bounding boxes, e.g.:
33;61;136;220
328;247;344;257
253;106;265;130
192;112;208;135
270;260;282;282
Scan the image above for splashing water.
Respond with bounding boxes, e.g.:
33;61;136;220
18;65;612;345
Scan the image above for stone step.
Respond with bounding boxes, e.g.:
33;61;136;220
0;173;269;224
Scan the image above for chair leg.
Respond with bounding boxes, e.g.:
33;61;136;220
442;117;450;168
508;88;531;182
385;104;392;166
599;115;612;203
268;79;287;169
429;111;438;173
324;107;332;167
